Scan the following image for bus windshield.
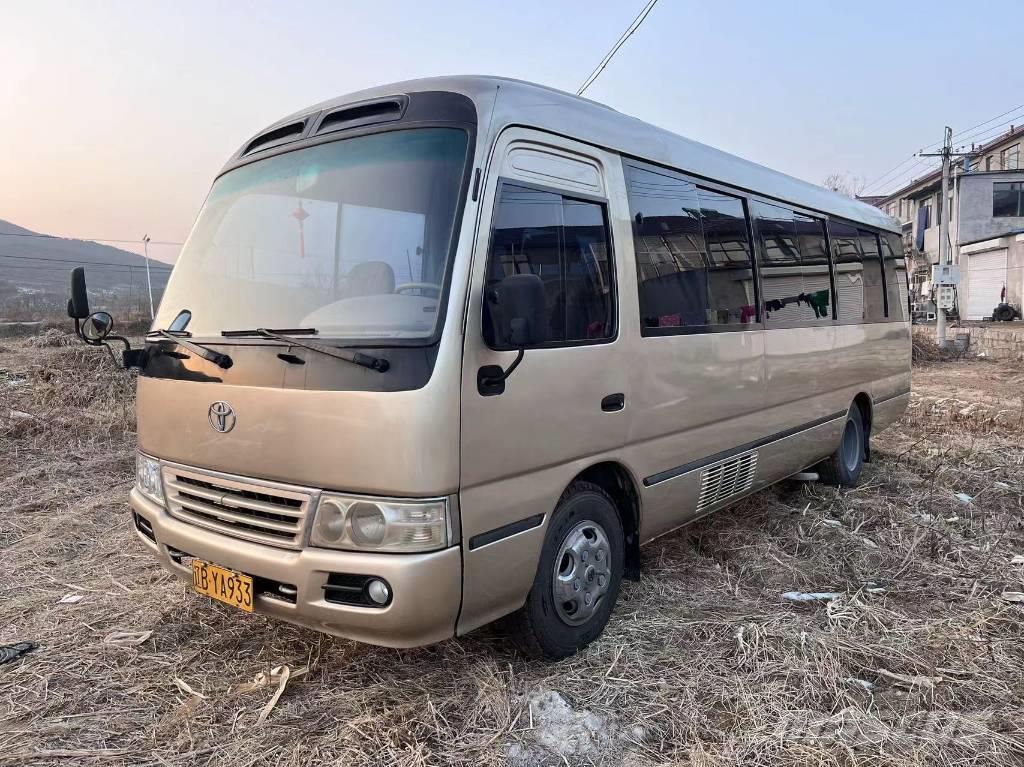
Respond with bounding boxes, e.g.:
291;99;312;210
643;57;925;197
154;127;469;341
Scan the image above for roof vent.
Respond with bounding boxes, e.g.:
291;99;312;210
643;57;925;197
315;97;406;136
242;121;306;156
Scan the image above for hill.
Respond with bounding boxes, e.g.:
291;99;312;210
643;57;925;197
0;218;172;320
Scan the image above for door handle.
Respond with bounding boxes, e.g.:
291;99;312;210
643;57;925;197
601;393;625;412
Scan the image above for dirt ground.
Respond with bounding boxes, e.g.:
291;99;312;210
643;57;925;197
2;331;1023;766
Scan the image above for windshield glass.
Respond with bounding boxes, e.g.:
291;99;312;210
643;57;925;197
154;128;469;340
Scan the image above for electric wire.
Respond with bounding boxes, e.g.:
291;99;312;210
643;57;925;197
576;0;660;97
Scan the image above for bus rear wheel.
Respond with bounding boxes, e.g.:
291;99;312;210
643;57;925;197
818;407;865;487
508;481;624;660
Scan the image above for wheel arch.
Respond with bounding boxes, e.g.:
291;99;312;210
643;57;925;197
852;391;873;461
571;461;642;581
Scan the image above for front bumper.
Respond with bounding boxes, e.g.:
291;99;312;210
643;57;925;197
129;488;462;648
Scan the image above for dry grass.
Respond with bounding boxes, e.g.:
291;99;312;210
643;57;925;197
911;333;965;365
2;337;1023;766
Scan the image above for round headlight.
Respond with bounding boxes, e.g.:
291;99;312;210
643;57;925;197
316;499;347;543
349;502;386;545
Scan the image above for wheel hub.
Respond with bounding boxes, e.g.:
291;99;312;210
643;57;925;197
552;520;611;626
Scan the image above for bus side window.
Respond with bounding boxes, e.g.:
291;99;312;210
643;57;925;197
484;181;615;346
881;232;907;322
857;230;887;323
752;202;832;327
828;220;865;323
626;162;756;332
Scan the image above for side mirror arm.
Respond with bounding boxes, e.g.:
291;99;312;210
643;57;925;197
476;347;525;397
74;324;146;370
485;347;525;384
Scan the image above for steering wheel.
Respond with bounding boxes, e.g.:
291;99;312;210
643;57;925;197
395;282;442;298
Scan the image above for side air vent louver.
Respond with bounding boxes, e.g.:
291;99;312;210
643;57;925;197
242;121;306;156
696;451;758;513
315;98;406;136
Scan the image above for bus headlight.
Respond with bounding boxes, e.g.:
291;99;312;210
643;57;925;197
310;495;449;553
135;452;165;506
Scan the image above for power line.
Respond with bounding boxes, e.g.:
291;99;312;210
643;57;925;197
956;119;1023;151
861;154;923;195
868;158;942;197
0;253;173;270
576;0;660;97
948;102;1024;146
865;101;1024;195
0;232;182;246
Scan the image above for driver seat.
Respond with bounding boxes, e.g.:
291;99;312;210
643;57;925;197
343;261;395;297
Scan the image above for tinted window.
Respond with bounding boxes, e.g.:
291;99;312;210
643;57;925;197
698;188;757;326
858;230;887;323
627;164;756;331
881;232;907;321
828;220;884;323
752;202;832;326
993;182;1024;217
486;182;613;345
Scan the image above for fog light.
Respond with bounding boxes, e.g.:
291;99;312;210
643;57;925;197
366;579;391;605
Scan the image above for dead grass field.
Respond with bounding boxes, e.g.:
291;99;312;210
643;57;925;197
2;332;1023;766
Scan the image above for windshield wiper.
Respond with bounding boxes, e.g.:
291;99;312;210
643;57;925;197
149;329;233;369
220;328;390;373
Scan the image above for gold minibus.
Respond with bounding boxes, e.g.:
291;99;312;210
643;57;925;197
67;76;910;658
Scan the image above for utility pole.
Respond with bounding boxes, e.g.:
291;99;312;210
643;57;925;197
937;127;952;346
142;234;154;320
920;127;967;346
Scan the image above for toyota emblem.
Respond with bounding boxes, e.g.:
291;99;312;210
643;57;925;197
208;401;236;433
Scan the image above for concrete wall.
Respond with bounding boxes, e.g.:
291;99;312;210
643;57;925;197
916;324;1024;361
959;325;1024;361
959;171;1024;244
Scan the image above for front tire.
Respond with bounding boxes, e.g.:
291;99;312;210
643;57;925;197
818;407;865;487
508;481;624;660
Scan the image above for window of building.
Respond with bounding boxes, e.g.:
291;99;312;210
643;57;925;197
881;232;907;321
986;156;993;171
828;220;886;323
993;182;1024;217
626;163;756;332
1000;144;1020;171
751;201;832;326
485;182;614;345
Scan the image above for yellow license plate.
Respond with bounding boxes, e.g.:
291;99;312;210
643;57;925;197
191;560;254;613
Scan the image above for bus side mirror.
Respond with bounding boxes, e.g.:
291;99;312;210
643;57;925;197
82;311;114;342
68;267;90;319
479;273;546;396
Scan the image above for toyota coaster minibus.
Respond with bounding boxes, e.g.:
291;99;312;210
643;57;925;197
67;76;910;659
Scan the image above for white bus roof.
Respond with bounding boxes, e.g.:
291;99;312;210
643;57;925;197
256;75;899;233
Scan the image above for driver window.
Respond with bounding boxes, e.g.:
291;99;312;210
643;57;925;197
485;181;615;344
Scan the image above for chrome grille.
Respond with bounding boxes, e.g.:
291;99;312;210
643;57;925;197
162;466;314;549
696;451;758;513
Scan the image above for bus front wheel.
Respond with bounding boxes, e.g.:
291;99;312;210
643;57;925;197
508;481;624;659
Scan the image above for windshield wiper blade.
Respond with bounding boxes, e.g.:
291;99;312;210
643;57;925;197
151;329;233;369
221;327;318;337
220;328;390;373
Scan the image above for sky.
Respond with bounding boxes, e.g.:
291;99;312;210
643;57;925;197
1;0;1021;264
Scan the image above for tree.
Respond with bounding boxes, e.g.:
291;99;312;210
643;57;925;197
822;172;867;198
